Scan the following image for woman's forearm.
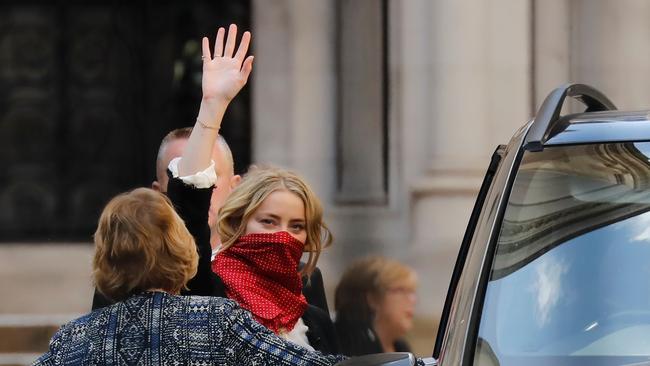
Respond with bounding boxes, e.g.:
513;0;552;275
178;98;228;176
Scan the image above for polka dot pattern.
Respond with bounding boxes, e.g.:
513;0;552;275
213;231;308;334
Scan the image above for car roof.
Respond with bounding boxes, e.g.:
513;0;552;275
544;110;650;147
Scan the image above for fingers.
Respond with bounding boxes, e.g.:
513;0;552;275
234;31;251;63
223;24;237;58
240;56;254;82
206;24;251;64
201;37;211;61
213;27;225;57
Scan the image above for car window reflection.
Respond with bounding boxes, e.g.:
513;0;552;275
475;142;650;366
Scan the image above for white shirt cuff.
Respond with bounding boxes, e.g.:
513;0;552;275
279;318;314;351
168;157;217;189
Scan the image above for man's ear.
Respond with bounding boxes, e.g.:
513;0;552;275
230;174;242;188
151;181;162;191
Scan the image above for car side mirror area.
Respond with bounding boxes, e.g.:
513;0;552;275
334;353;437;366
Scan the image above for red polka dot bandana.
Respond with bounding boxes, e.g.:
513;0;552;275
212;231;308;334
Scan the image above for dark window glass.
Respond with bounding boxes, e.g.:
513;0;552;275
475;142;650;366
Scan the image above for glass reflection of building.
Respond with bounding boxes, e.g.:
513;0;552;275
476;142;650;364
493;143;650;279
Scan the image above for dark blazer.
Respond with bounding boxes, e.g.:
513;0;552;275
334;319;411;357
303;304;339;354
301;265;329;314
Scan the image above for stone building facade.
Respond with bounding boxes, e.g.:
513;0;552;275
4;0;650;359
252;0;650;327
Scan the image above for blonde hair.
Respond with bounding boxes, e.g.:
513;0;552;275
93;188;198;301
217;166;332;275
372;258;418;295
335;256;417;322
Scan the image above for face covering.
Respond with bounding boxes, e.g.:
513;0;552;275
212;231;308;334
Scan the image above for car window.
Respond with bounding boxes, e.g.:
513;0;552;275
474;142;650;366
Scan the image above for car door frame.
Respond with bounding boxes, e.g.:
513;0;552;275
433;122;530;366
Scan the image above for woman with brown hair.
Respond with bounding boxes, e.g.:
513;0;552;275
334;256;418;356
92;188;199;300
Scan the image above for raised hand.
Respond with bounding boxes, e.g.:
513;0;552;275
179;24;252;177
201;24;254;103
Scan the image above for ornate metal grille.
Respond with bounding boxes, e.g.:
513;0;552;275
0;1;251;241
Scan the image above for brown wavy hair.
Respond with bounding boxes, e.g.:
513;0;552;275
93;188;198;301
217;166;332;275
335;256;418;323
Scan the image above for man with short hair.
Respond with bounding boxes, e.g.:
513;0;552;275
151;128;241;255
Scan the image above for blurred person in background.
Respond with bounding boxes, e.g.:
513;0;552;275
334;256;418;356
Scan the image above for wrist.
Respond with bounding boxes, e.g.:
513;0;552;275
196;99;228;129
201;94;231;105
196;118;220;131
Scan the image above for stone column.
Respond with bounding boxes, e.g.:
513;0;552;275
533;0;570;108
252;0;336;198
570;0;650;109
395;0;533;322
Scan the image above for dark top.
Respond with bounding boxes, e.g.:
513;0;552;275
334;319;411;357
301;265;329;314
35;292;346;366
303;305;340;354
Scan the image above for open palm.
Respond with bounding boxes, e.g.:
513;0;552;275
202;24;253;103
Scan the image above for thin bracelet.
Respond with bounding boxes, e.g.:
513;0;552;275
197;118;220;130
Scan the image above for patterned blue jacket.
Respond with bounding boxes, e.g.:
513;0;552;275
33;292;347;366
